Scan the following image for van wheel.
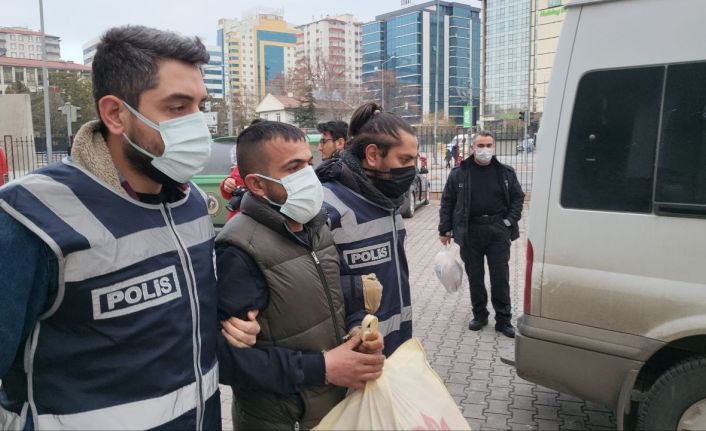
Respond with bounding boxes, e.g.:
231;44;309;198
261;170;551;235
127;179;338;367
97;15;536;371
637;356;706;430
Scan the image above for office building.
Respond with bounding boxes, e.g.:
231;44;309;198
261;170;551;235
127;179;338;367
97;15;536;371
0;57;90;94
362;1;480;126
204;45;225;99
82;37;99;66
296;14;363;95
529;0;566;115
0;27;61;61
219;9;298;104
480;0;530;121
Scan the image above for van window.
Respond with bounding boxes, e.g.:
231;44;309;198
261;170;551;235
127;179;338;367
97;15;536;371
561;67;663;212
655;61;706;215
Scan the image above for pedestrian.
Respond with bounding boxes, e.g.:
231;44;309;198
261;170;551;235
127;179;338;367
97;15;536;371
215;120;385;430
453;139;461;166
316;102;418;355
317;120;348;161
445;142;454;168
438;131;525;338
0;25;260;430
220;165;247;218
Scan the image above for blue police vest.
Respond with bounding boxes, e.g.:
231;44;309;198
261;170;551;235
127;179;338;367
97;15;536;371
0;160;219;430
322;181;412;355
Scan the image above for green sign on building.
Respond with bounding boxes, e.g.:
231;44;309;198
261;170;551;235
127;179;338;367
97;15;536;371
463;106;472;128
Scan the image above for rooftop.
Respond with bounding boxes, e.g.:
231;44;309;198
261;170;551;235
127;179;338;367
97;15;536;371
0;27;59;39
0;57;90;72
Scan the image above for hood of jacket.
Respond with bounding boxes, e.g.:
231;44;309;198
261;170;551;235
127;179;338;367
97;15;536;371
315;150;404;210
70;120;129;197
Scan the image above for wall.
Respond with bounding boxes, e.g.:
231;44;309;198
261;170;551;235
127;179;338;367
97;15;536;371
0;94;36;177
0;94;34;137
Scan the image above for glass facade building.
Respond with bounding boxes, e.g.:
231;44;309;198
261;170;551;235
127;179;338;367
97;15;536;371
362;1;480;125
205;44;225;99
482;0;530;118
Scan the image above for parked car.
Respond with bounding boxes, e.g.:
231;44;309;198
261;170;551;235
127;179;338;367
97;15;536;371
515;1;706;430
516;136;534;153
400;152;431;218
192;136;236;228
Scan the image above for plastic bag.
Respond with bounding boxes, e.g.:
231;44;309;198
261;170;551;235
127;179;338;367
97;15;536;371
315;315;470;430
433;244;464;293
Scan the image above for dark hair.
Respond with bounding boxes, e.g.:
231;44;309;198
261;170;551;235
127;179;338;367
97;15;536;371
236;121;306;178
473;130;494;144
92;25;209;122
317;120;348;141
347;102;415;160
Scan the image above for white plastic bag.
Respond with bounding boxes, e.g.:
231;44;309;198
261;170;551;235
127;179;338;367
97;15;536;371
315;315;470;430
433;244;464;293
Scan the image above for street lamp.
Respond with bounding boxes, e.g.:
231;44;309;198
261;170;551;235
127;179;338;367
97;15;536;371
38;0;52;161
378;55;397;110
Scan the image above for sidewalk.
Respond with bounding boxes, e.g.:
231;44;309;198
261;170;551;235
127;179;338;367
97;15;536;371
219;201;617;430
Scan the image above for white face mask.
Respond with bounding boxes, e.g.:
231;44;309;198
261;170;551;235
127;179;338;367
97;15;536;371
256;166;324;224
122;102;212;183
475;147;494;164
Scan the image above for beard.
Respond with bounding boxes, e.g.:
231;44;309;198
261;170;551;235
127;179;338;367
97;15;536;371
123;132;181;188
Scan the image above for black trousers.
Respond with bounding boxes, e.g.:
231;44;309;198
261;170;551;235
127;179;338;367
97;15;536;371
459;221;512;325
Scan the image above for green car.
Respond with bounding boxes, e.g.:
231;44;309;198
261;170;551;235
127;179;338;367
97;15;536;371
192;136;236;228
307;133;322;165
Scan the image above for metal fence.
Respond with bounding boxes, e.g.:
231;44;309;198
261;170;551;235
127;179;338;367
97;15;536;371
414;124;536;195
2;127;536;196
2;136;68;183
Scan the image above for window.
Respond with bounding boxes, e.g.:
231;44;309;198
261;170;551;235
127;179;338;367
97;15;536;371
561;67;663;212
276;112;281;122
14;69;25;83
655;61;706;214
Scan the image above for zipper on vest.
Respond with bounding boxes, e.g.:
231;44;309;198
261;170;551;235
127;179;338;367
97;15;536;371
294;421;300;431
162;204;205;429
310;251;343;344
391;211;405;317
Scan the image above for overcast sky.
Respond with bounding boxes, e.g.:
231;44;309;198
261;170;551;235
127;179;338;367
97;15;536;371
4;0;481;64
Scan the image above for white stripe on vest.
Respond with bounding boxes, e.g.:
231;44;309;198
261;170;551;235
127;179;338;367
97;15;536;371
35;364;218;430
378;305;413;337
21;174;115;248
323;187;404;245
65;214;212;283
0;402;28;431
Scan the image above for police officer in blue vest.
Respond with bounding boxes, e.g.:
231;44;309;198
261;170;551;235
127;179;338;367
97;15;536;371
0;26;259;430
316;102;419;356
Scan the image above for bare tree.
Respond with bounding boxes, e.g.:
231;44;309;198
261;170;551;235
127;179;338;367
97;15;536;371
230;88;260;133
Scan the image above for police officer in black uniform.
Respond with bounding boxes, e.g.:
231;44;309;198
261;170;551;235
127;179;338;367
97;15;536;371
438;131;524;338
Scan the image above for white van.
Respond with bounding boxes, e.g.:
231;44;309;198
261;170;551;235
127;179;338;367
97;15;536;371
515;0;706;429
